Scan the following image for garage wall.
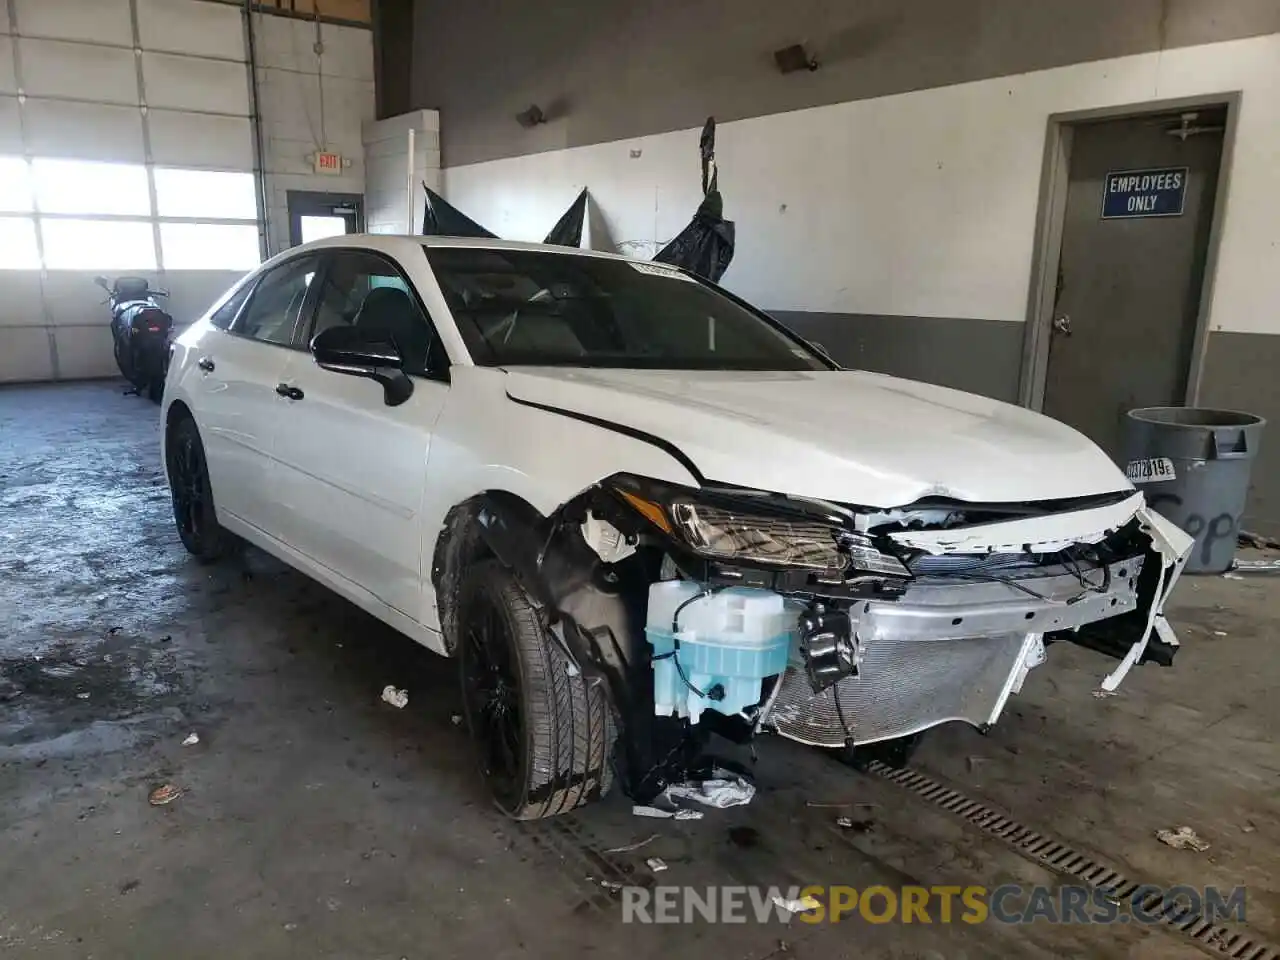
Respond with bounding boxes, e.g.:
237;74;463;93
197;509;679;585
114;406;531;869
362;109;441;236
411;0;1280;170
444;33;1280;342
252;10;374;253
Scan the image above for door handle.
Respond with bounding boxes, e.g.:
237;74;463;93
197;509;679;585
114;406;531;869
275;383;304;401
1052;314;1072;337
197;357;215;372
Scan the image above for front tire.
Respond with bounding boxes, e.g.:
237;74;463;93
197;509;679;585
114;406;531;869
457;560;615;819
166;416;230;562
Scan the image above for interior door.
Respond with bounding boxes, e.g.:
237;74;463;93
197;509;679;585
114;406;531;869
192;257;318;530
287;190;363;248
1043;109;1225;458
268;249;450;620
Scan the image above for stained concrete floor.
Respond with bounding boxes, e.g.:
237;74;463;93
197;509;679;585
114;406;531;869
2;380;1278;960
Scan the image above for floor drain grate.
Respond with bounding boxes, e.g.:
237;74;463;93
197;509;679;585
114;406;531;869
865;761;1279;960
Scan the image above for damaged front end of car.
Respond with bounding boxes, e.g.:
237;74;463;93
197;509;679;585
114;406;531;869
438;475;1192;803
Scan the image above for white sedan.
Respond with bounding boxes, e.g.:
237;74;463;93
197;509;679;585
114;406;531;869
162;235;1192;819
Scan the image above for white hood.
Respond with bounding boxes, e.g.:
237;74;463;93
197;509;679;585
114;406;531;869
504;368;1131;508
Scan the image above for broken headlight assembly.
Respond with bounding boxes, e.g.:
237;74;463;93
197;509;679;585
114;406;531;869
610;477;911;579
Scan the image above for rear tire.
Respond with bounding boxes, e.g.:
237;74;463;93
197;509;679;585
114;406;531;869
166;416;230;563
147;379;163;404
457;559;615;819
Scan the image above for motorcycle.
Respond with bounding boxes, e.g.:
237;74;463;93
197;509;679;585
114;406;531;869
96;275;174;404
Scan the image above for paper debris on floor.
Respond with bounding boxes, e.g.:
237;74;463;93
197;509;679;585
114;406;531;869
645;857;668;873
1156;825;1210;852
1231;558;1280;574
633;804;703;820
660;769;756;809
182;732;199;746
772;894;822;916
380;685;409;709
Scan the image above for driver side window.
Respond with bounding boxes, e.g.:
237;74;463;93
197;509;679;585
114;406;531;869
310;251;443;376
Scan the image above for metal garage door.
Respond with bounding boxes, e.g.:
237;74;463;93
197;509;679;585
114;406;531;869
0;0;261;383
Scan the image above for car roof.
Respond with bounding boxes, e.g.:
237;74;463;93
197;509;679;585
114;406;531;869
294;233;644;264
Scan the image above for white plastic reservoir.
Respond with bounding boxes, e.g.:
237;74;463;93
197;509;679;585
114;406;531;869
646;581;799;723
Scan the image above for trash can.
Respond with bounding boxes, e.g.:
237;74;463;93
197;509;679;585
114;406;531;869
1124;407;1266;573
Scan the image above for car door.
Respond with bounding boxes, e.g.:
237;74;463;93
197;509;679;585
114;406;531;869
268;248;449;621
189;254;319;531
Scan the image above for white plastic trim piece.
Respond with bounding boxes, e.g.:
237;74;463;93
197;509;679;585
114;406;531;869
580;511;636;563
1098;506;1193;694
987;632;1045;725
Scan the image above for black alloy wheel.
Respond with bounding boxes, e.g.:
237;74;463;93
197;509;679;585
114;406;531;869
459;587;527;810
457;560;616;819
167;416;230;562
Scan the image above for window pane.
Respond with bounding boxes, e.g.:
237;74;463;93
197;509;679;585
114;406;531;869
425;247;827;371
300;215;349;244
234;255;317;346
311;251;439;374
0;217;41;269
33;159;151;216
0;158;33;213
154;169;257;219
41;219;157;270
209;279;256;330
160;223;261;270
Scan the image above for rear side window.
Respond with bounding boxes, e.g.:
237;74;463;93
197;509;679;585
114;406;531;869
208;280;255;330
233;256;318;346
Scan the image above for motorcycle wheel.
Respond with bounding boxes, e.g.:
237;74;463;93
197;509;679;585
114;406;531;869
147;379;163;404
113;335;134;382
127;343;149;391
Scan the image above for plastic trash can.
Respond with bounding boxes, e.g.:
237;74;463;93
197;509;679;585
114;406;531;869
1123;407;1266;574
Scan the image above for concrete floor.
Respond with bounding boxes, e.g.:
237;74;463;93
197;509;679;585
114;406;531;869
2;381;1278;960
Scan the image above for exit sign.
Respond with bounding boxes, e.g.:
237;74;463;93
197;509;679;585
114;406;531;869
314;151;343;175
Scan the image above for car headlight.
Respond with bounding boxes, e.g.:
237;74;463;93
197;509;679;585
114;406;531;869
612;479;910;579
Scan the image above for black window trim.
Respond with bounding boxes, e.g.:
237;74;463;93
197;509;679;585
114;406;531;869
223;251;323;352
305;246;452;382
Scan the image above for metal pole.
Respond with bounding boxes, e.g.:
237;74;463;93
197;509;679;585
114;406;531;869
406;126;415;234
244;0;271;257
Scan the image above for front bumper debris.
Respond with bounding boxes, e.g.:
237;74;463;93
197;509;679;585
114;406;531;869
767;505;1194;748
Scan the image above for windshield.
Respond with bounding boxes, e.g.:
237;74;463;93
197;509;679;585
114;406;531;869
425;247;831;371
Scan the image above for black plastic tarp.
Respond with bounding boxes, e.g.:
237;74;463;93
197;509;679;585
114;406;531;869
421;184;498;239
543;188;588;247
653;117;735;282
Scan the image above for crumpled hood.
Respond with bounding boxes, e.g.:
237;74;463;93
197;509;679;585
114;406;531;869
503;367;1131;508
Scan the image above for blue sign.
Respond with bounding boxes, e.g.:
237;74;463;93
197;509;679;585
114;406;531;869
1102;167;1188;219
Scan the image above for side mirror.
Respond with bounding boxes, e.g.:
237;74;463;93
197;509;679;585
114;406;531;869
93;275;110;291
311;325;414;406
